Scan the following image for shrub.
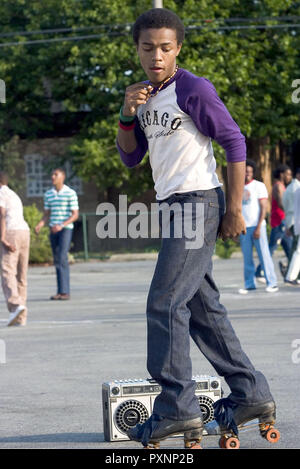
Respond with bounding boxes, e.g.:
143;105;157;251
215;237;239;259
23;204;53;264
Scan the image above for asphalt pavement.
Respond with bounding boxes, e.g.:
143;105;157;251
0;253;299;449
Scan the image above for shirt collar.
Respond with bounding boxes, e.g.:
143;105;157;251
52;184;67;196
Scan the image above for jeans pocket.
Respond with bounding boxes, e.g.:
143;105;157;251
204;203;222;246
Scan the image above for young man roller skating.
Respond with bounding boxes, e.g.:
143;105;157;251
116;8;279;449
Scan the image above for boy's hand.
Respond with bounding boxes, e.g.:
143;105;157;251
253;226;261;239
123;83;153;116
35;221;43;235
1;240;16;252
219;211;246;241
51;225;63;234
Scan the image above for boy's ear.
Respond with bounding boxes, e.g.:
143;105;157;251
176;43;182;56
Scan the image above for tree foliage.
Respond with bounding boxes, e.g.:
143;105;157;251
23;204;52;264
0;135;25;192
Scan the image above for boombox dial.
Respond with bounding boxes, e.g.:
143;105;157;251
198;395;215;424
115;399;149;434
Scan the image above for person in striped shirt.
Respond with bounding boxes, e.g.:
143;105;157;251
35;168;79;300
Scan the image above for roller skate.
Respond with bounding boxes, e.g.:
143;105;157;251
212;398;280;449
127;414;203;449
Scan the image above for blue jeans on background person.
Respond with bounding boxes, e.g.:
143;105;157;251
240;225;278;289
50;228;73;295
255;221;292;278
146;188;273;421
269;222;292;258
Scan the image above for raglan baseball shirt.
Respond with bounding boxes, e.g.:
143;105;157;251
117;68;246;201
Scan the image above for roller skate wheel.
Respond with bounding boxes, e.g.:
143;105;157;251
265;428;280;443
185;440;202;449
224;437;240;449
218;436;226;449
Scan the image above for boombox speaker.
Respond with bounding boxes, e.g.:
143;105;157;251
102;375;222;441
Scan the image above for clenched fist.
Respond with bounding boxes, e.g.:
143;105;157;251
123;82;153;116
219;211;246;241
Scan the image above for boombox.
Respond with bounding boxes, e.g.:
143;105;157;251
102;375;222;441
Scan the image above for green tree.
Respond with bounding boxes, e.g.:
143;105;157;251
0;135;25;193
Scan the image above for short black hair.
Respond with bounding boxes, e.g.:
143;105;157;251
295;167;300;175
52;167;66;177
132;8;185;45
273;164;290;179
246;159;256;176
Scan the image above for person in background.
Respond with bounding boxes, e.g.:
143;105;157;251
35;168;79;300
281;167;300;280
255;164;293;281
0;172;30;326
239;160;278;294
284;186;300;286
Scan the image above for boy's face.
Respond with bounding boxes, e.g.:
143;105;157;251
51;170;65;186
283;169;292;186
245;166;254;183
137;28;181;85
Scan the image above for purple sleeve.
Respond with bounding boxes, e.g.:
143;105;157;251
116;117;148;168
176;73;246;162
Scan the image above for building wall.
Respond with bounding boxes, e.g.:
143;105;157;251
17;137;100;212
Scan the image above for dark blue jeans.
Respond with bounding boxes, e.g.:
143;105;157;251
50;228;73;295
147;188;273;421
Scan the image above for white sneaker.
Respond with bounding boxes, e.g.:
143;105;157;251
265;286;279;293
7;305;26;327
256;276;266;284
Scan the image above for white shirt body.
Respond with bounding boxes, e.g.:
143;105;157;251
0;185;29;231
242;179;268;228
